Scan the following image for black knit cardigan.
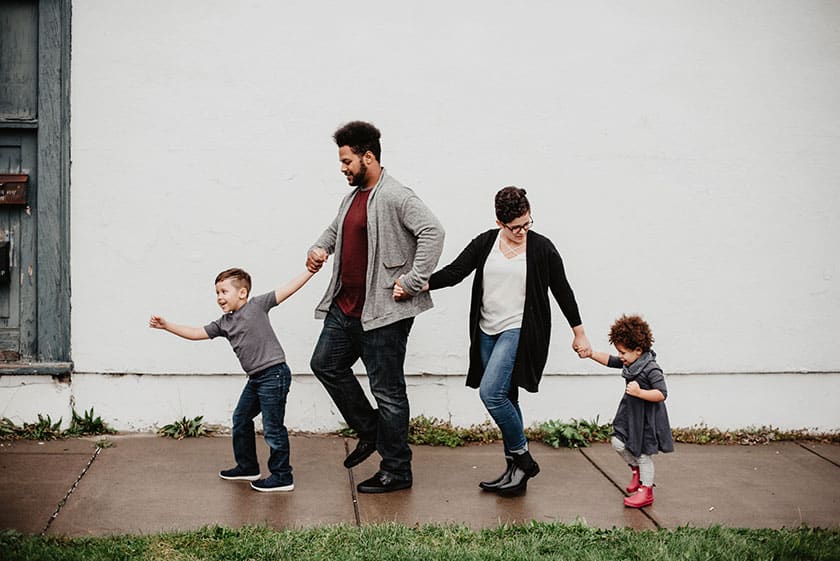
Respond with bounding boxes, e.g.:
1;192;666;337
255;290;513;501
428;228;583;393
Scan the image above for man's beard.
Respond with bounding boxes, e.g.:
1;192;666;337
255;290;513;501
350;162;368;187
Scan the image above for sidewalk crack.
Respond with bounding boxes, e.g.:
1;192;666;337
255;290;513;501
578;448;661;529
40;444;103;536
344;439;361;527
795;441;840;468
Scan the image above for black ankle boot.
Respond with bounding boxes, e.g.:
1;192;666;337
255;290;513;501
479;456;514;491
496;451;540;496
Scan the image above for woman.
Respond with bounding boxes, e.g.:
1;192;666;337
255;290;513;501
395;186;591;495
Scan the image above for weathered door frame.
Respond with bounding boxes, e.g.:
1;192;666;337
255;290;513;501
0;0;71;374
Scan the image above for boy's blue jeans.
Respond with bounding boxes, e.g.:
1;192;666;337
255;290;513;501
478;328;527;454
310;304;414;480
231;362;292;479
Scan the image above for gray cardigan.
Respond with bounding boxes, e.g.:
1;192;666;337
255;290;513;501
311;169;445;331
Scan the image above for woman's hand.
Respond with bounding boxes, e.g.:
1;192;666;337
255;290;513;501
572;330;591;358
393;275;410;301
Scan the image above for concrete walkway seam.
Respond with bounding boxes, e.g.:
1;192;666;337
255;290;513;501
577;447;661;529
344;439;362;527
796;441;840;469
41;445;103;536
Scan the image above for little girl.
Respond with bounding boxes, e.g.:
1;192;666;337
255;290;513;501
586;314;673;508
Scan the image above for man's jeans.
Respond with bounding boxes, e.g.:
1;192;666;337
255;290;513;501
310;304;414;479
478;328;527;454
232;362;292;478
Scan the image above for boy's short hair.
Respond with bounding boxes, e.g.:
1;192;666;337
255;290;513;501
215;268;251;296
608;314;654;352
495;186;531;224
334;121;382;162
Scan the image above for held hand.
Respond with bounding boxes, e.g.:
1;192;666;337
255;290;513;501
149;315;166;330
625;380;641;397
393;275;411;301
306;248;328;273
572;333;592;358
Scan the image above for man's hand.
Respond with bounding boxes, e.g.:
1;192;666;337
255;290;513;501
306;248;328;273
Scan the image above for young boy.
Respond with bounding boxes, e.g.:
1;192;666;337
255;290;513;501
584;314;673;508
150;267;313;492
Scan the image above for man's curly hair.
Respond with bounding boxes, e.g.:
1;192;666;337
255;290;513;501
608;314;654;352
333;121;382;162
495;186;530;224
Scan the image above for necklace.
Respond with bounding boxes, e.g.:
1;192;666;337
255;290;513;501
500;238;525;258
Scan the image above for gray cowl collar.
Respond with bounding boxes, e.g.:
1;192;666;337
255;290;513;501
622;350;657;381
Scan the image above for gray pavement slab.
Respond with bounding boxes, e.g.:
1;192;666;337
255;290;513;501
355;442;655;530
0;439;99;535
47;434;354;536
3;435;838;536
582;442;840;529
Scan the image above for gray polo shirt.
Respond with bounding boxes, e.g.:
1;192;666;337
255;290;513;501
204;291;286;375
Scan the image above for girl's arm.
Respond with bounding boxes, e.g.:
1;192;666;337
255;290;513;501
149;315;209;341
275;270;315;305
586;350;612;366
626;367;668;402
625;381;666;402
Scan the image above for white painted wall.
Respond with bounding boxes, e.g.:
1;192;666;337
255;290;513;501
11;1;840;430
3;372;839;433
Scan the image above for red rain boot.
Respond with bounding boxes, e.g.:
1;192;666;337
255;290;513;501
623;485;654;508
626;466;640;494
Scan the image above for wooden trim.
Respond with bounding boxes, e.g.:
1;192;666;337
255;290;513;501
0;361;72;376
35;0;72;362
0;120;38;129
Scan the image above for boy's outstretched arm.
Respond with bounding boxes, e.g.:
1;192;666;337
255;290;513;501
275;270;315;305
149;315;209;341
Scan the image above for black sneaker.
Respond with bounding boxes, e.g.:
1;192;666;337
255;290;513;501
250;474;294;493
343;439;377;468
357;471;412;494
219;466;260;481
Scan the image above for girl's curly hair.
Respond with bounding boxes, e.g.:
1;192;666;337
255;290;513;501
608;314;654;352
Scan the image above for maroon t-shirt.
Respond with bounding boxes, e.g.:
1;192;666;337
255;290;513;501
335;188;372;317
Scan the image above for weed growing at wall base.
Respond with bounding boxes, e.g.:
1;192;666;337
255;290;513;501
341;416;839;449
0;408;115;441
158;416;210;439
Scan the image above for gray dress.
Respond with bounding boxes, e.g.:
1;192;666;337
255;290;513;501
608;350;674;458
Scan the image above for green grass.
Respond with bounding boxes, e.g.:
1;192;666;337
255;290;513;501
1;523;838;561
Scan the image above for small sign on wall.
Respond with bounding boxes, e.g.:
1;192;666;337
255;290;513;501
0;175;28;205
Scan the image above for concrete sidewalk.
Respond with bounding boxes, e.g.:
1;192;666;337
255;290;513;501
1;434;838;536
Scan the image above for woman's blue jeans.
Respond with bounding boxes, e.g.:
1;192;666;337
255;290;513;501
310;304;414;480
479;328;527;454
231;362;292;478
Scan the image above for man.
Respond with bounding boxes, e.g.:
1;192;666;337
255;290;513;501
307;121;444;493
